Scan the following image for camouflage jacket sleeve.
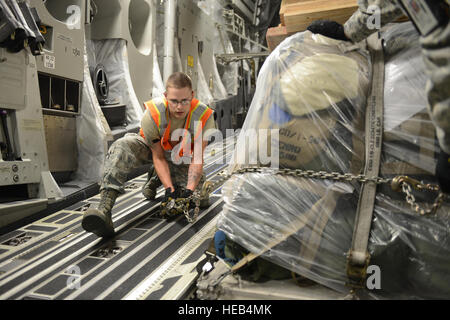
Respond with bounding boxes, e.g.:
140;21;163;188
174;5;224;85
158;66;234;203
421;23;450;154
344;0;405;42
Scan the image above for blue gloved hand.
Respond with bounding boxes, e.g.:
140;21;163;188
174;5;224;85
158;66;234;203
436;150;450;194
214;230;227;259
214;230;238;265
307;20;349;41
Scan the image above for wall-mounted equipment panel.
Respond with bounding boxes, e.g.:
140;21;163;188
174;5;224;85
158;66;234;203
0;48;27;111
30;0;86;82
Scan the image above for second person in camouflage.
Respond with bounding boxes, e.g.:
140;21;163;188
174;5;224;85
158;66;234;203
307;0;450;193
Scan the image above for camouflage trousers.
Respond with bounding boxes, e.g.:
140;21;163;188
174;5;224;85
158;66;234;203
101;133;206;194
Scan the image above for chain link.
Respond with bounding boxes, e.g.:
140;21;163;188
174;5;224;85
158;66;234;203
184;197;200;223
225;166;392;186
402;183;446;216
180;166;446;223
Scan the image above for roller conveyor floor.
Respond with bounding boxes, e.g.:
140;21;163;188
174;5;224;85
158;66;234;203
0;135;237;300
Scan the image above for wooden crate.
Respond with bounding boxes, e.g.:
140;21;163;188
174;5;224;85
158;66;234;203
280;0;358;33
271;0;357;51
280;0;319;26
266;25;294;52
274;0;409;51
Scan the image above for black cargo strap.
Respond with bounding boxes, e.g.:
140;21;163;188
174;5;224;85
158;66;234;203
346;34;385;288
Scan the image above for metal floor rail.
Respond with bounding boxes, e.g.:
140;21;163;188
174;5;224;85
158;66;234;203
0;135;237;300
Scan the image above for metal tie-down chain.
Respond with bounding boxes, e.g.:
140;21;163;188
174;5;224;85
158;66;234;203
167;167;447;223
161;192;201;223
391;176;447;215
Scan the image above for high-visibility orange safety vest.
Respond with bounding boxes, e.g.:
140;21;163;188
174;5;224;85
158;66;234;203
140;97;214;157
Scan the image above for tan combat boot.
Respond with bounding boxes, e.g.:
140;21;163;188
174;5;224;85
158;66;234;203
142;167;162;200
82;189;118;237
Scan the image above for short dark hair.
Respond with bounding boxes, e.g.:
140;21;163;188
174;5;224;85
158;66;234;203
166;72;192;90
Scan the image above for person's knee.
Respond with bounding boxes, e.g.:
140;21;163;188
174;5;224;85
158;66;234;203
113;135;137;149
108;137;128;154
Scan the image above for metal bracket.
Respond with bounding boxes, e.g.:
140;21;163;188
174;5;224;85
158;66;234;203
346;251;371;289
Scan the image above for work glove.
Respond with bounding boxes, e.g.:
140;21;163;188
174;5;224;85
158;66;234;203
178;188;193;200
161;188;197;220
174;188;195;210
436;150;450;194
306;20;349;41
160;186;194;219
162;186;179;203
160;186;179;219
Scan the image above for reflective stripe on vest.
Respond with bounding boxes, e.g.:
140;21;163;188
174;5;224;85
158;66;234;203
140;97;213;157
139;97;167;138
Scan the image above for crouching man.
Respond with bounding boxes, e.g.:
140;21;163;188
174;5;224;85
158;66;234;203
82;72;215;237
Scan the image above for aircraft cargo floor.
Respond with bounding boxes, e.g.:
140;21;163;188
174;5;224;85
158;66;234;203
0;135;237;300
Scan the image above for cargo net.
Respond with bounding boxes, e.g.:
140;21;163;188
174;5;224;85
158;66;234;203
217;23;450;299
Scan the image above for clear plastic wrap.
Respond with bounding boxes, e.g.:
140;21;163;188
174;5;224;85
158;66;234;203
218;24;450;299
212;54;228;100
228;31;370;174
381;22;438;186
383;23;429;132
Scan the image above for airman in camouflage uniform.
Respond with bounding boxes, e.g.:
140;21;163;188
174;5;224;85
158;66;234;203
100;133;206;195
81;72;215;237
